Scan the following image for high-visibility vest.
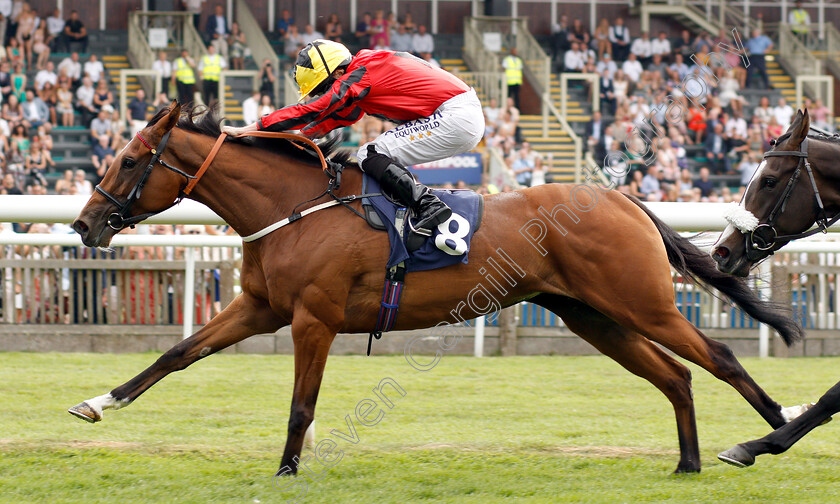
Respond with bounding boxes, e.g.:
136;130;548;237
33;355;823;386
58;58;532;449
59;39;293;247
174;57;195;84
201;54;222;81
792;9;809;34
503;55;523;86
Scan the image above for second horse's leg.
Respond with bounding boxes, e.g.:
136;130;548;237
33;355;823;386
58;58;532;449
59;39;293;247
68;293;283;422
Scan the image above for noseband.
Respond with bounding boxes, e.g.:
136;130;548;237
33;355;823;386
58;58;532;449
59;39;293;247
94;131;198;230
743;133;839;260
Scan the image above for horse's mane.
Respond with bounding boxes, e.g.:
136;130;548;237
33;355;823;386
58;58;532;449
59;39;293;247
146;103;354;167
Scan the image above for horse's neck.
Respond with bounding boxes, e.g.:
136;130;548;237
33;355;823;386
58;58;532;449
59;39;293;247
181;136;359;238
811;139;840;211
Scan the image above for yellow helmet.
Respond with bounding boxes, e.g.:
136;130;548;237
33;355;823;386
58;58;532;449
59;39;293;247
294;39;352;99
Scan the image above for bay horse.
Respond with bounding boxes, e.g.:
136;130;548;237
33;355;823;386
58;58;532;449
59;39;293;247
69;102;805;475
713;109;840;467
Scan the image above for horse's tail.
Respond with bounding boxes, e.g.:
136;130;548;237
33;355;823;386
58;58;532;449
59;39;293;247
625;194;803;346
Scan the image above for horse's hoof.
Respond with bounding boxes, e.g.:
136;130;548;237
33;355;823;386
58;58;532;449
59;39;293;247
673;465;700;474
717;444;754;468
68;402;101;423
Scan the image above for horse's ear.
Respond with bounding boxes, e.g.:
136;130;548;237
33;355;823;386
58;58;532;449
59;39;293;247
784;109;809;147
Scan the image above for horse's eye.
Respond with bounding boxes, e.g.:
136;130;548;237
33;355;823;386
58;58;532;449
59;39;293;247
122;158;136;169
765;178;777;189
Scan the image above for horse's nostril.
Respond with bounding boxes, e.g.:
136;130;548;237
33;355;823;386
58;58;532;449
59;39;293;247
72;220;89;236
713;247;730;260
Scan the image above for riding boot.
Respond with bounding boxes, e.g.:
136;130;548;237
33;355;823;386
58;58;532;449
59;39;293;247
379;163;452;234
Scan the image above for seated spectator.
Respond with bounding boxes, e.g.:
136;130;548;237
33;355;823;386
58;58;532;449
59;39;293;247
74;169;92;195
205;4;229;58
693;31;713;53
276;9;294;36
766;116;784;141
241;89;260;125
16;2;36;68
228;22;247;70
41;82;58;124
593;18;611;60
630;31;653;66
62;10;88;53
152;90;171;108
3;94;23;128
738;151;760;187
512;146;535;186
651;31;671;61
693;167;715;197
127;88;148;136
355;12;372;49
483;97;501;126
325;14;343;42
647;54;668;81
391;24;412;53
54;168;74;193
299;24;323;46
83;53;104;83
773;97;794;130
27;141;51;186
22;89;49;128
46;8;64;51
420;52;440;68
411;25;434;56
56;80;73;126
609;17;631;62
58;51;81;88
7;38;23;71
109;108;127;151
2;172;23;195
284;25;305;58
258;94;273;118
32;24;50;70
753;96;772;125
369;10;389;49
585;110;606;160
640;165;662;200
152;51;172;83
811;98;832;131
621;53;643;83
564;41;585;72
704;122;730;174
672;30;693;59
34;60;56;91
595;52;617;78
402;12;417;34
0;61;12;101
92;134;115;178
89;108;111;145
92;79;114;114
669;53;690;81
568;18;590;47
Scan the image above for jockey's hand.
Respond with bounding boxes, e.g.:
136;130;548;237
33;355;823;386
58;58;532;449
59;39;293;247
222;123;258;137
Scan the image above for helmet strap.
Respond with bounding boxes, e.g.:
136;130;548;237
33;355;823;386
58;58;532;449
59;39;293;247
312;43;332;76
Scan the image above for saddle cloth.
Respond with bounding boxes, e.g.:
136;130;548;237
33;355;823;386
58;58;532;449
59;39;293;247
361;174;484;272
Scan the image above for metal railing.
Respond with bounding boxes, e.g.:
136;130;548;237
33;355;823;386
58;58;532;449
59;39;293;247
545;100;583;184
487;146;521;191
234;0;279;100
455;72;507;108
778;23;822;101
463;17;501;74
795;75;834;130
824;22;840;60
283;72;298;106
638;0;719;36
127;12;157;95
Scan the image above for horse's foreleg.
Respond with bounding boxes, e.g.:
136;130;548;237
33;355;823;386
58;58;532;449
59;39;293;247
68;293;283;422
719;379;840;467
534;295;701;473
277;309;337;475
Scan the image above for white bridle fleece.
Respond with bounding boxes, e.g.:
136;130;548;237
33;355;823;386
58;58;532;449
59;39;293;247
723;203;760;233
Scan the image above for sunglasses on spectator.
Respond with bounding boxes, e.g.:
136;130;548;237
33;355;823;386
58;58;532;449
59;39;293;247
187;231;201;234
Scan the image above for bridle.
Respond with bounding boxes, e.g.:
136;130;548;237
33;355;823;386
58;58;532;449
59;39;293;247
744;131;840;260
94;130;204;230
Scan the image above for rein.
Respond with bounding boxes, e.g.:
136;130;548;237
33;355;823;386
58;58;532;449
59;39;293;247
744;131;839;260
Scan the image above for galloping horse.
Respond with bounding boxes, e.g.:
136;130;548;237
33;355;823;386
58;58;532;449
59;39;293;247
713;110;840;467
69;102;805;475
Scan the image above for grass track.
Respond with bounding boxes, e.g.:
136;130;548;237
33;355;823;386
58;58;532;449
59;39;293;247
1;352;840;503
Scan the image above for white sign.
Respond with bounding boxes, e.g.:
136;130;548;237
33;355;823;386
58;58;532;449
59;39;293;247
483;32;502;52
148;28;168;49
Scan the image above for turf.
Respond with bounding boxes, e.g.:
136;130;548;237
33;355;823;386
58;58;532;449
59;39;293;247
1;352;840;503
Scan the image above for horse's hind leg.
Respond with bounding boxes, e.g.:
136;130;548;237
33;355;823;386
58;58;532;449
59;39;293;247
532;294;701;473
68;293;283;422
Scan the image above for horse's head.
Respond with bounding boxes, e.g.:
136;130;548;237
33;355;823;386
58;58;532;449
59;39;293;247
712;109;825;276
73;101;186;247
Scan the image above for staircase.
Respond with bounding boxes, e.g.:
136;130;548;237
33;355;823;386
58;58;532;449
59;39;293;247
633;0;719;37
765;51;797;100
518;115;577;182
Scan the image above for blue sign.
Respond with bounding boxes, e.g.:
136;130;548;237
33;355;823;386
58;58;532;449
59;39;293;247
408;153;483;185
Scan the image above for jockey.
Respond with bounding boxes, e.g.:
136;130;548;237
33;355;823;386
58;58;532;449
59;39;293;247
222;39;484;234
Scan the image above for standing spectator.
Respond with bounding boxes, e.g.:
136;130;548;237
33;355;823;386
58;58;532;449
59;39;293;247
258;58;275;104
788;1;811;45
745;28;772;89
0;2;10;44
182;0;205;30
57;51;81;88
609;17;631;62
198;44;225;104
369;10;388;49
411;24;433;56
127;88;148;136
299;24;323;47
205;4;229;58
651;31;671;61
73;169;92;195
75;76;96;125
550;14;570;71
45;8;64;50
56;79;73;126
354;12;372;49
62;10;87;53
34;60;56;91
83;53;104;84
390;24;412;53
152;50;172;90
325;14;343;42
228;22;246;70
630;31;653;67
91;134;115;178
598;69;615;114
275;9;294;36
502;48;523;110
241;89;260;125
172;49;196;105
